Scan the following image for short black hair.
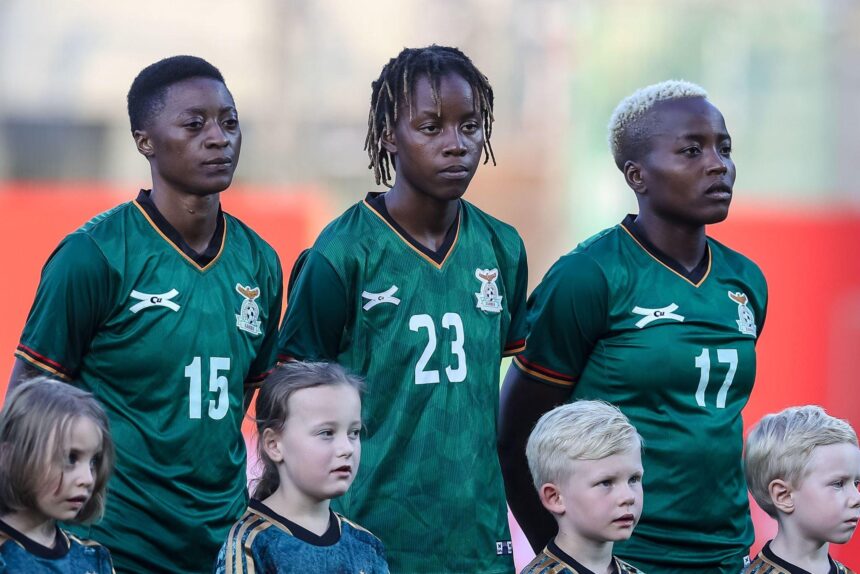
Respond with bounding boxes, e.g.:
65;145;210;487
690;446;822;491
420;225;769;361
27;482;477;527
366;45;496;187
127;55;227;132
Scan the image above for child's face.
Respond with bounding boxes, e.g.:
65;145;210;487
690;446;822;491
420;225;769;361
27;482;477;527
385;72;484;203
555;447;643;543
36;417;102;522
790;442;860;544
274;384;362;503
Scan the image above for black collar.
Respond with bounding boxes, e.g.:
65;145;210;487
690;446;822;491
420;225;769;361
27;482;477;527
365;192;459;265
135;189;225;267
249;499;340;547
0;517;69;559
547;538;618;574
620;214;710;284
761;541;838;574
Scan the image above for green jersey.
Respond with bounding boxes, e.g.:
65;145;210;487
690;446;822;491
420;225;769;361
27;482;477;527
16;191;283;574
515;216;767;572
278;194;528;574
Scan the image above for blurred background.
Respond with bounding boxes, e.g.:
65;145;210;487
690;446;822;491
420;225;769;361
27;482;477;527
1;0;859;567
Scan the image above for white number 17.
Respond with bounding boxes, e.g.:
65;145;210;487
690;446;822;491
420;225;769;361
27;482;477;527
694;348;738;409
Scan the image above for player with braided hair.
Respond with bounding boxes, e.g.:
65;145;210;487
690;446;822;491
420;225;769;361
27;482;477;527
278;45;528;573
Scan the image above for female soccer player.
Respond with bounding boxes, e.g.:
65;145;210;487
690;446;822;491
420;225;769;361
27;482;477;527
10;56;283;573
499;80;768;574
278;45;528;574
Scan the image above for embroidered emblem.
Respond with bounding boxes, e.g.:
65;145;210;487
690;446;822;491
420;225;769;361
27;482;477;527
129;289;181;314
729;291;757;336
474;268;503;313
631;303;684;328
235;284;262;336
362;286;401;311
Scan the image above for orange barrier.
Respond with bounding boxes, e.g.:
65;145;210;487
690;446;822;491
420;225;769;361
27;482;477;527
2;185;859;563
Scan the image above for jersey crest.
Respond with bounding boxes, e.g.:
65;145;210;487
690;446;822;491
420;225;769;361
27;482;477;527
235;284;262;335
474;268;503;313
728;291;757;336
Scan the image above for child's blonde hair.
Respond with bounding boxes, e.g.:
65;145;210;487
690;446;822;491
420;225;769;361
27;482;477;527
0;377;114;523
745;405;858;518
252;362;364;500
526;400;642;490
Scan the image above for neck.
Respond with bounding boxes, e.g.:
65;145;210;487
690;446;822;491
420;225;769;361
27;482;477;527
633;211;707;271
149;183;221;254
1;509;56;548
262;484;331;536
770;526;831;574
383;185;459;252
554;529;615;574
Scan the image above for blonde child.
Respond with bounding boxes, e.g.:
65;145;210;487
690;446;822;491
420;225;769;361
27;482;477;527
215;362;388;573
0;377;115;572
744;405;860;574
521;400;645;574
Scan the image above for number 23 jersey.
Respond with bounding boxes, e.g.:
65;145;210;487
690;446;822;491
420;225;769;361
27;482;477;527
278;193;528;574
515;215;767;567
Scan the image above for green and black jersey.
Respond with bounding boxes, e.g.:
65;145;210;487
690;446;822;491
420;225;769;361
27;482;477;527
279;193;528;574
515;215;767;573
16;190;283;574
521;539;645;574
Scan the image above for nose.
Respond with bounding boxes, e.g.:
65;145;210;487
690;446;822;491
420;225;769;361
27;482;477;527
442;128;467;157
619;483;637;506
705;146;728;175
77;463;95;489
849;484;860;508
336;434;355;458
204;122;230;148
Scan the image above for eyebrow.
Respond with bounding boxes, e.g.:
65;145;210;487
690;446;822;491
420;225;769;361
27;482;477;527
675;132;731;141
177;106;237;116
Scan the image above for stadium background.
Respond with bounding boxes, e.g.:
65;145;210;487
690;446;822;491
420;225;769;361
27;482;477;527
1;0;858;568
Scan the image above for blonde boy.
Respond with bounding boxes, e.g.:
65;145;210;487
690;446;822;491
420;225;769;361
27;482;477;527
521;400;645;574
744;405;860;574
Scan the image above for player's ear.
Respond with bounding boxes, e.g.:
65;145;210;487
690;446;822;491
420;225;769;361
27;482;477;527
261;428;285;463
769;479;794;514
624;160;646;195
381;128;397;155
134;129;155;158
538;483;565;516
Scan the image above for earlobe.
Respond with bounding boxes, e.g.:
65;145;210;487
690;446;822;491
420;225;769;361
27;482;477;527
624;160;646;195
134;130;154;158
381;129;397;155
769;479;795;514
538;483;566;516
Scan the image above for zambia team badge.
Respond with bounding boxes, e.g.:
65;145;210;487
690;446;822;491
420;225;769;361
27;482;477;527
474;268;503;313
728;291;756;336
235;284;262;336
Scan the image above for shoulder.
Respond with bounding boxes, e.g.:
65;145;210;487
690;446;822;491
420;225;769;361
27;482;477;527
461;201;521;242
707;236;767;285
519;547;566;574
834;559;856;574
616;556;647;573
336;513;385;551
66;533;114;565
222;212;281;265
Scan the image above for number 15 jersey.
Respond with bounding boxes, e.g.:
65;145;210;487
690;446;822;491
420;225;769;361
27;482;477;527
278;193;528;574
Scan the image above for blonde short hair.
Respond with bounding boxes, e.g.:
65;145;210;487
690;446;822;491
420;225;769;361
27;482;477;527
745;405;858;518
607;79;709;170
526;400;642;490
0;377;115;523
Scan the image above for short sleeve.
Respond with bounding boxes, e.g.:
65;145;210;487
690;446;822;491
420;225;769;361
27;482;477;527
513;252;610;388
277;249;349;362
503;238;529;356
15;233;115;380
245;255;285;387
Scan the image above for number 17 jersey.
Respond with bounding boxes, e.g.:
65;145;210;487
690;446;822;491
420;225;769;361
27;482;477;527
278;193;528;574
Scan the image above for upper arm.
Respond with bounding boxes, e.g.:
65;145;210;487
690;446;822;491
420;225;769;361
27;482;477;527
15;234;114;380
503;237;529;355
514;252;610;387
277;249;350;362
246;254;286;386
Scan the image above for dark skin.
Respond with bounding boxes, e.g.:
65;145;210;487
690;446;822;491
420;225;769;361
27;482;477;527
498;96;735;552
8;76;241;396
381;72;484;251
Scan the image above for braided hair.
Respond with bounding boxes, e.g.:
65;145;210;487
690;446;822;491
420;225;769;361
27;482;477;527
365;45;496;187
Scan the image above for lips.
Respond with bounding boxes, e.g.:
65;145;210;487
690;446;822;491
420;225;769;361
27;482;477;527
332;465;352;475
439;165;470;180
202;157;232;166
705;182;732;197
612;513;636;526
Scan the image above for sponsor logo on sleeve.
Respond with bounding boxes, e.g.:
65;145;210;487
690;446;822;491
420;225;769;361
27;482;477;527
361;285;401;311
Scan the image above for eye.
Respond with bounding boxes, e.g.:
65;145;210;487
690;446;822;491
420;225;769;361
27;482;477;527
720;143;732;156
681;146;701;157
597;479;613;488
184;120;204;130
318;429;334;438
461;122;480;135
348;428;361;439
832;479;845;488
629;474;642;485
419;124;440;134
223;118;239;130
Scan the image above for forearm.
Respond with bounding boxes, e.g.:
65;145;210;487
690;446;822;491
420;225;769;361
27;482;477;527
497;366;568;551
